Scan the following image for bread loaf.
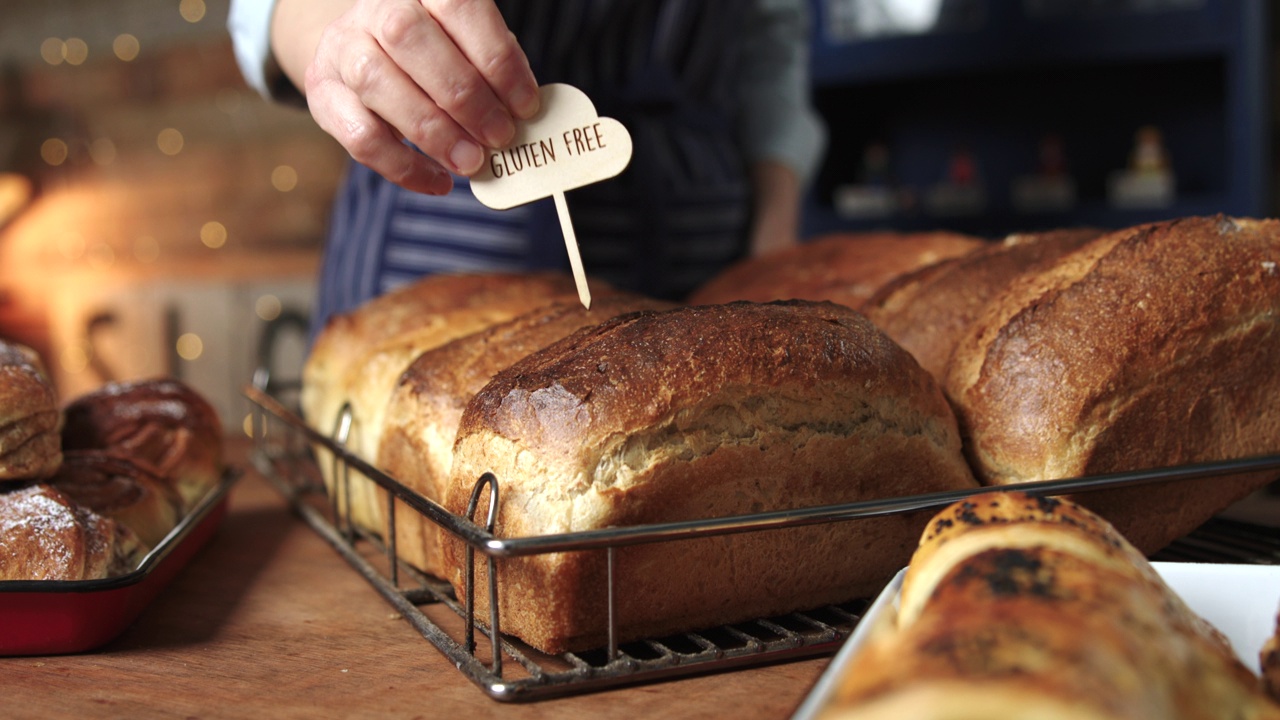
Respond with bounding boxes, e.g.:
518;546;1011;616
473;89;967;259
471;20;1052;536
62;378;223;510
377;293;674;577
945;216;1280;553
1;345;222;579
1262;614;1280;703
48;450;184;549
0;484;145;581
442;300;979;653
687;231;985;309
301;272;602;533
0;339;61;482
862;228;1103;380
817;491;1280;720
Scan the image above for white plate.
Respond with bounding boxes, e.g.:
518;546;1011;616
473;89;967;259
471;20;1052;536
792;562;1280;719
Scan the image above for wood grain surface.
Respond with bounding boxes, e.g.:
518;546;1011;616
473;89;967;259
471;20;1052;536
0;440;832;719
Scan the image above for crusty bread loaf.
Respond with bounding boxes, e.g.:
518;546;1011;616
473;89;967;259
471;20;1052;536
301;272;602;533
377;293;674;577
817;491;1280;720
862;228;1104;380
1262;613;1280;703
0;339;62;482
1;344;222;579
49;450;185;550
944;216;1280;553
0;483;145;581
441;300;979;653
62;378;223;510
687;231;985;309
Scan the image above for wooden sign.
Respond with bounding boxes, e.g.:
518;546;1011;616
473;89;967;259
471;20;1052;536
471;84;634;308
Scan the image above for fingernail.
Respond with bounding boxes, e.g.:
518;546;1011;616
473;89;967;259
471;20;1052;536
449;139;485;175
510;84;540;120
480;107;515;148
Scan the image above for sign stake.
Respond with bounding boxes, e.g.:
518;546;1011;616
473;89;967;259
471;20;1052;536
552;191;591;308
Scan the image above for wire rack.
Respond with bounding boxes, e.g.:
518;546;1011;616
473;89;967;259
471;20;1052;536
243;382;1280;702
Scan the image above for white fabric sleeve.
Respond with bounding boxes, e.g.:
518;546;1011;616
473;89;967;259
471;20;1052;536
736;0;828;187
227;0;304;104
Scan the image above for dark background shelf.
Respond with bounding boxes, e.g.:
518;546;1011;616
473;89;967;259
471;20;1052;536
802;0;1272;238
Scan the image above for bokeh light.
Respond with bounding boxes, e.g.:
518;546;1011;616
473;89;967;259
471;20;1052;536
113;34;140;62
40;38;65;66
89;138;117;166
63;38;88;65
179;0;207;23
255;294;283;321
157;128;185;156
271;165;299;192
41;138;69;166
200;221;227;249
176;333;204;361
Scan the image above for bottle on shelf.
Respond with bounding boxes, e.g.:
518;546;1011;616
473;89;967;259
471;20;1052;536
1107;125;1177;210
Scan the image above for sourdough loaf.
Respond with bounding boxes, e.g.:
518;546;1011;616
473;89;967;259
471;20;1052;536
301;272;601;533
377;293;674;577
818;492;1280;720
862;228;1103;380
945;216;1280;553
0;339;61;482
687;231;985;309
442;300;978;653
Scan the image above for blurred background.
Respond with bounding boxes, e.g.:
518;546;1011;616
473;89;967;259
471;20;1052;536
0;0;1275;434
0;0;345;432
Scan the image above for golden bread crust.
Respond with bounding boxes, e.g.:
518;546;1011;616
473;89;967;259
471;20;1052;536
301;272;597;533
443;300;978;653
377;293;673;577
944;216;1280;552
687;231;985;309
863;228;1103;380
820;491;1280;720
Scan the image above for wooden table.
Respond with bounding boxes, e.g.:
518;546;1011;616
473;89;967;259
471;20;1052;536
0;443;833;719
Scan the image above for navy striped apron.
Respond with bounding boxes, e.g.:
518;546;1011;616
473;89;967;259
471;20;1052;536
313;0;752;331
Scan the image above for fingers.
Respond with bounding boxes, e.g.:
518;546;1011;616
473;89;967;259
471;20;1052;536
374;1;538;153
328;30;487;177
307;65;455;195
303;0;539;192
423;0;540;120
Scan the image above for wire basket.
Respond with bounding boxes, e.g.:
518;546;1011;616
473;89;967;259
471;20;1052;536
243;382;1280;702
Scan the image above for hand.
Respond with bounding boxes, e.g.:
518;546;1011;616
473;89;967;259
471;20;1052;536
748;160;802;256
274;0;541;195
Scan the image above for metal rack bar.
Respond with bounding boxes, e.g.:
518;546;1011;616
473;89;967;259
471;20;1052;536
245;385;1280;559
248;387;868;701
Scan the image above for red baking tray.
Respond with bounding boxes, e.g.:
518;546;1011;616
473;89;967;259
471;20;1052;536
0;469;239;656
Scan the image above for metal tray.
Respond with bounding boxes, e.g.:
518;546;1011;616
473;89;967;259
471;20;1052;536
244;383;1280;702
0;469;240;656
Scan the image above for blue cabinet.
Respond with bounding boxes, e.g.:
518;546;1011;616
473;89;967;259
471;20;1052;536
804;0;1270;237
